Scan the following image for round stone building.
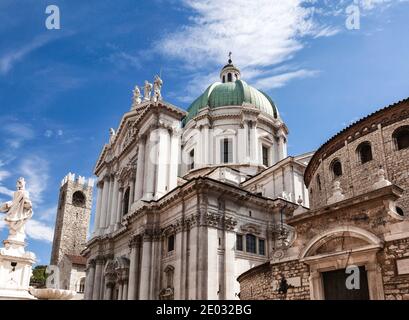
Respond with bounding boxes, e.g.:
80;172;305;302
238;98;409;300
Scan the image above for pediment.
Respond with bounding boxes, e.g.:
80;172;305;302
240;223;261;235
313;236;370;256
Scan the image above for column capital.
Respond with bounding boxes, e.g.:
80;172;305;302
129;234;142;248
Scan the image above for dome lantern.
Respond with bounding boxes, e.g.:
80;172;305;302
220;52;241;83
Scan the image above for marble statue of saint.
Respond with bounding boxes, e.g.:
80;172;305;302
109;128;116;144
152;75;163;102
132;85;142;105
144;80;153;101
0;178;33;242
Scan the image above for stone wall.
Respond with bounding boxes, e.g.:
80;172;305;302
379;238;409;300
239;261;310;300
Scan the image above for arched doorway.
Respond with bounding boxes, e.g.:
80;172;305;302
299;226;384;300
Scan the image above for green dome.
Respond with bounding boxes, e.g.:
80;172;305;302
184;80;279;125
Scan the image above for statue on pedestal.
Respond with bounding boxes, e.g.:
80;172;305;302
132;85;142;108
0;177;36;300
0;177;33;244
144;80;153;101
152;75;163;102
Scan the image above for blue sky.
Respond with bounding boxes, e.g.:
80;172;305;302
0;0;409;265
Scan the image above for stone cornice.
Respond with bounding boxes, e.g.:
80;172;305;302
287;184;404;224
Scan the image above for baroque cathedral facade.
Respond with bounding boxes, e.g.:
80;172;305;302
82;56;409;300
82;59;312;300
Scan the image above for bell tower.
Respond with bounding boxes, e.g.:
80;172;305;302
50;173;94;266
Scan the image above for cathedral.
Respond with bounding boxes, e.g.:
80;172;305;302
82;58;312;300
81;57;409;300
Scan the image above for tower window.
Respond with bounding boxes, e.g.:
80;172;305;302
167;235;175;252
357;142;373;164
393;126;409;151
123;187;130;216
227;73;232;82
72;191;86;207
222;75;226;83
246;234;257;254
221;138;233;163
331;159;343;178
189;149;195;170
262;145;270;167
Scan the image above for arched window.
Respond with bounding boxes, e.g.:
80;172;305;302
393;126;409;151
246;234;257;254
357;142;373;164
72;191;86;207
222;75;226;83
123;187;130;216
330;159;343;178
227;73;232;82
164;265;174;289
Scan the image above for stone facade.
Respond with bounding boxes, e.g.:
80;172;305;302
51;173;94;266
238;98;409;300
82;63;312;300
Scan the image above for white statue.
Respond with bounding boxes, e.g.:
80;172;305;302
0;178;33;243
109;128;116;144
373;167;391;189
327;180;345;204
152;75;163;102
144;80;153;101
132;85;142;106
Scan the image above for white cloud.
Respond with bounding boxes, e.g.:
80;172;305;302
37;205;57;222
19;156;49;205
0;34;54;75
253;69;320;90
157;0;315;70
3;122;35;149
26;219;54;243
0;219;5;232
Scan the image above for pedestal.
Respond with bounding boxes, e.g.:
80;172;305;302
0;239;36;300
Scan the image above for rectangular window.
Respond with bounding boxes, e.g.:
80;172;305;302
246;234;257;254
189;149;195;170
262;146;269;167
236;234;243;251
258;239;265;256
167;235;175;252
221;138;233;163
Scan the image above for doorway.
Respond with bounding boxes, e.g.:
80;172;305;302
322;266;370;300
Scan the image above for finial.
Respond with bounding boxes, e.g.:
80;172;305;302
228;52;232;64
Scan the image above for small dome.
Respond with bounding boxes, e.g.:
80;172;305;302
184;79;279;125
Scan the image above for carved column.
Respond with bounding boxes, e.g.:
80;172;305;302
128;177;135;211
93;182;103;236
143;129;157;201
122;280;128;300
99;176;110;231
139;232;153;299
104;283;114;300
115;187;124;229
84;259;95;300
105;175;114;232
134;135;146;201
118;282;123;300
109;174;119;233
92;257;104;300
128;236;141;300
